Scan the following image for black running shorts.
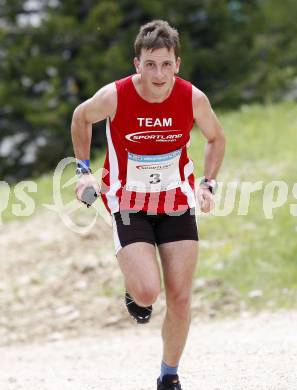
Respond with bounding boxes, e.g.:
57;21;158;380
111;208;199;254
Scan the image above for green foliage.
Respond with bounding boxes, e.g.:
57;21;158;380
0;0;297;181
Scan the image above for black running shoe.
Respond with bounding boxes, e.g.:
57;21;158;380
157;374;183;390
125;291;152;324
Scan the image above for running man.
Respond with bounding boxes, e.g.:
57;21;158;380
71;20;225;390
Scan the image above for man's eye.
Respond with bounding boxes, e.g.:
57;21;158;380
164;62;172;67
146;63;154;68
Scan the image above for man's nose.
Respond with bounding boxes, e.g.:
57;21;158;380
155;65;164;78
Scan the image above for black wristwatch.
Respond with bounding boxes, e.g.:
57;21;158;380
76;166;92;177
199;177;218;194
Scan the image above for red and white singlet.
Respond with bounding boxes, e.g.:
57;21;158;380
100;75;196;214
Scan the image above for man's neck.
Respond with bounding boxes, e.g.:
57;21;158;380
132;74;175;103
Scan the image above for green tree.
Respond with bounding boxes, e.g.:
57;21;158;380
0;0;295;181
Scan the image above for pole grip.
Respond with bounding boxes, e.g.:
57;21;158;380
81;186;98;207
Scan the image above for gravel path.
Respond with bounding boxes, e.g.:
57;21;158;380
1;310;296;390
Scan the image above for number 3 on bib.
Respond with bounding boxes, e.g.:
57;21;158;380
126;149;182;193
149;173;161;184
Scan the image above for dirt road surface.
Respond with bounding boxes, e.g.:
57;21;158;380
1;310;296;390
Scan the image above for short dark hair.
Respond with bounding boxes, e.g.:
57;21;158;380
134;20;180;59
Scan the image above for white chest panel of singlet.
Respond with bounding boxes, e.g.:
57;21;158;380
125;149;182;193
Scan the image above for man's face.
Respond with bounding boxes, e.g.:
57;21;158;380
134;47;181;97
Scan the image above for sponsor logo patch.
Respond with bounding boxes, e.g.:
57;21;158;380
136;163;172;170
125;130;183;143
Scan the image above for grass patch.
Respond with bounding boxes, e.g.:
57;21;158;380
190;101;297;312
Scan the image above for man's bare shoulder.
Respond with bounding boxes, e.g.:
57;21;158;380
192;85;212;118
92;82;117;115
76;82;117;124
192;85;209;105
94;82;117;101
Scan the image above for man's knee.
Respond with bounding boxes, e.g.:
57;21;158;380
130;284;160;307
166;293;192;317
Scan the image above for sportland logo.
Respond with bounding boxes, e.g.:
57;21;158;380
136;164;172;170
125;130;183;143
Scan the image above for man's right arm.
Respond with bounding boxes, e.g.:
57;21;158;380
71;82;117;160
71;82;117;202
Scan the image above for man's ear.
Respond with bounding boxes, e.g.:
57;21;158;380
175;57;181;74
134;57;140;73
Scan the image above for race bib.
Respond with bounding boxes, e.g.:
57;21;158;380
126;149;182;193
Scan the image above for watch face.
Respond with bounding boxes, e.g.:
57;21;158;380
209;180;218;194
200;178;218;194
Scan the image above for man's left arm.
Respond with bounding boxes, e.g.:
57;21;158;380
192;86;226;212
